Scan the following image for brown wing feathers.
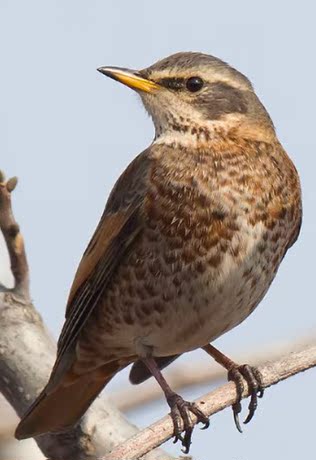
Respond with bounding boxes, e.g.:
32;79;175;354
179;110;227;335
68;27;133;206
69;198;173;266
15;152;152;439
56;206;142;364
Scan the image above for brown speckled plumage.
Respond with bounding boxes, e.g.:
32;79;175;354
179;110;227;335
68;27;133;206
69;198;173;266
77;130;301;366
16;52;302;449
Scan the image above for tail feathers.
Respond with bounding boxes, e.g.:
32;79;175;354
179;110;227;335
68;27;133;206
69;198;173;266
129;354;180;384
15;362;121;440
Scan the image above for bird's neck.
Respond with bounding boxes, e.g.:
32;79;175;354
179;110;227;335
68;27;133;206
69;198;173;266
153;115;276;149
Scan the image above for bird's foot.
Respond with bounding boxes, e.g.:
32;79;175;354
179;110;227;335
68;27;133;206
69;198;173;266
228;364;264;432
166;392;209;453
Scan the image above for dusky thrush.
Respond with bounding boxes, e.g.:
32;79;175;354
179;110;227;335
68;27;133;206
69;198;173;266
15;52;302;452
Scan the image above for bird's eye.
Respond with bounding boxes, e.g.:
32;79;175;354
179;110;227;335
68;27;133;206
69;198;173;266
186;76;204;92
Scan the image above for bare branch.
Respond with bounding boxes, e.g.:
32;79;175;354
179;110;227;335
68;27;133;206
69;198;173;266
0;172;174;460
0;171;29;299
103;344;316;460
111;335;316;412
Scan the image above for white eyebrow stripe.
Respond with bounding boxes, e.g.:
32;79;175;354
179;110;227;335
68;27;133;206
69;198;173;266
148;68;252;92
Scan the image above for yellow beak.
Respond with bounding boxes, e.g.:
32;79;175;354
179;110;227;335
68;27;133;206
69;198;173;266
97;66;160;93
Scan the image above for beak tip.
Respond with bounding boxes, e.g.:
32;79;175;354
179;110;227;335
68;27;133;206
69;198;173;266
97;67;106;75
96;66;158;93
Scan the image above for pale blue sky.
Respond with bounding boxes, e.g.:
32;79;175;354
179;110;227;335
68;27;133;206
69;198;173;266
1;1;315;459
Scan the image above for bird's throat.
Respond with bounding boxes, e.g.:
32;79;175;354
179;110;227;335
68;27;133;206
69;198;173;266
153;116;275;149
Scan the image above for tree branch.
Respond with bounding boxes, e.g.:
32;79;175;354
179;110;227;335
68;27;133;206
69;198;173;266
111;335;315;412
0;172;29;299
0;171;174;460
103;343;316;460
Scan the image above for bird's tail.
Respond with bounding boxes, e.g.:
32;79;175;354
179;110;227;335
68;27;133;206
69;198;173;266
15;360;122;440
129;354;180;384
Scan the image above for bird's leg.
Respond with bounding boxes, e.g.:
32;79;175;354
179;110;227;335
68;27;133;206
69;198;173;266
203;344;264;432
142;356;209;453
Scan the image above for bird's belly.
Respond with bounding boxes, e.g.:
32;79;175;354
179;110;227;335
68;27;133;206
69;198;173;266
131;216;286;357
146;255;272;356
87;217;284;356
78;218;288;365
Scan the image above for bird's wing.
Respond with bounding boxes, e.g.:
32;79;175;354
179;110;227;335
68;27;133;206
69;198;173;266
53;150;153;375
56;206;141;360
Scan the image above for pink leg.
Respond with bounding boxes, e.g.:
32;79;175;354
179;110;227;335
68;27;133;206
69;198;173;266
142;357;209;453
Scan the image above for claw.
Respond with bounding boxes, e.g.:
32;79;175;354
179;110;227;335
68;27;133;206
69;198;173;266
181;427;193;454
233;409;243;433
228;364;264;430
200;420;210;430
242;365;264;425
188;402;210;429
167;393;210;453
228;367;244;432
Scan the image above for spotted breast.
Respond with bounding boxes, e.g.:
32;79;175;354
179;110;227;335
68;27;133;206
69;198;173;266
76;131;301;367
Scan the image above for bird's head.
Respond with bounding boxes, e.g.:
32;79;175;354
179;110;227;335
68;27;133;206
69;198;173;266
98;52;274;144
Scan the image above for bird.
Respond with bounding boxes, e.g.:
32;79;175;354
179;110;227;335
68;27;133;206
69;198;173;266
15;52;302;453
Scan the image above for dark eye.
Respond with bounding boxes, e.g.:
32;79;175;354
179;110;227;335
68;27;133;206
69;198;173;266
186;76;204;92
